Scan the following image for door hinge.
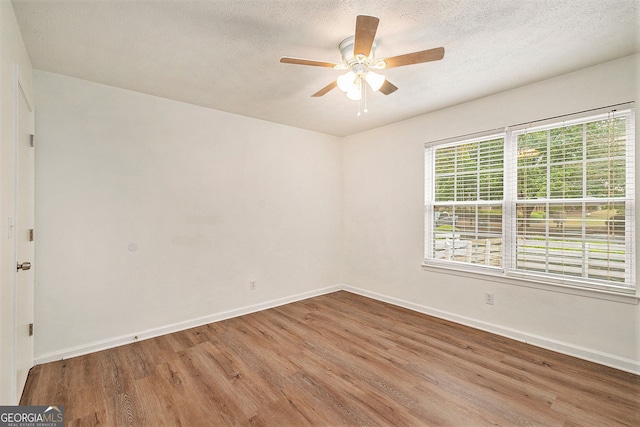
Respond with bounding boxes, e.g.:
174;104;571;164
29;134;35;147
29;229;34;241
29;323;34;336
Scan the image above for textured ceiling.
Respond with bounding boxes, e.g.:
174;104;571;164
11;0;640;137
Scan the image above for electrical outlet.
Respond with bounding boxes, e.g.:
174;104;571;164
250;280;256;290
485;292;494;305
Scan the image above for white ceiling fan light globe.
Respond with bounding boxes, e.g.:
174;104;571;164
337;70;357;92
365;71;385;92
346;82;362;101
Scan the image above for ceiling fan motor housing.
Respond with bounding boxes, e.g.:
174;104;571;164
339;36;378;65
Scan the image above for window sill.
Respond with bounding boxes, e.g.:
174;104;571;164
421;263;639;305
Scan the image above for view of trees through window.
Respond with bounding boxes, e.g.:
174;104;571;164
427;110;634;290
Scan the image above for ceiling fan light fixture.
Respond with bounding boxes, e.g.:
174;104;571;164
365;71;385;92
337;70;357;92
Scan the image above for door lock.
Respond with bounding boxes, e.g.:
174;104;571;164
17;261;31;271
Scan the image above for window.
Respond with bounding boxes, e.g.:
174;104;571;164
424;106;635;293
426;133;505;268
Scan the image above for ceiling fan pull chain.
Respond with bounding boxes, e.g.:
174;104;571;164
363;83;369;114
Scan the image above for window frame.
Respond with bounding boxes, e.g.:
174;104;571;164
424;106;636;297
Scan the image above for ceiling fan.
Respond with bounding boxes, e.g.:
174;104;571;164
280;15;445;101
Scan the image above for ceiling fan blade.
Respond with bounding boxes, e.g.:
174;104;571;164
383;47;445;69
379;80;398;95
354;15;379;57
312;81;338;97
280;57;341;68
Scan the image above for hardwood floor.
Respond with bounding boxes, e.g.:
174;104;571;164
21;291;639;426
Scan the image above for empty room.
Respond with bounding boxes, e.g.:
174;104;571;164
1;0;639;425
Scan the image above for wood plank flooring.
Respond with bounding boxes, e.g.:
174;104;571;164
21;291;640;426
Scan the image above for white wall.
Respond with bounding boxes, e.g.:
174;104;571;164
33;71;343;361
342;54;640;373
0;1;33;405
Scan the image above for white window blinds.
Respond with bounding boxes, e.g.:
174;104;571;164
426;133;505;269
425;105;635;293
506;110;635;290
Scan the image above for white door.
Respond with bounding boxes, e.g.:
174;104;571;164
15;79;34;400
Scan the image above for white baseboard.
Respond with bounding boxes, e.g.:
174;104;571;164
341;284;640;376
34;285;341;365
35;283;639;376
